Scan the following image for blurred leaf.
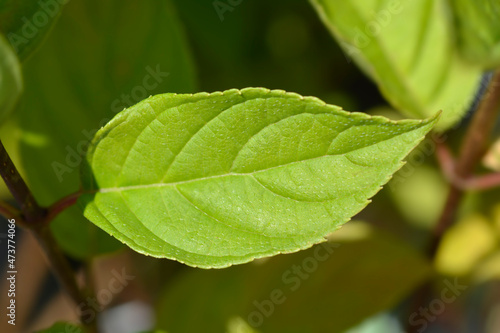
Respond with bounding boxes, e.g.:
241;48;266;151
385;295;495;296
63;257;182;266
156;222;431;333
36;321;84;333
0;33;22;122
0;0;65;60
435;213;496;277
390;164;447;229
309;0;482;130
0;34;23;204
80;88;437;268
450;0;500;69
16;0;197;259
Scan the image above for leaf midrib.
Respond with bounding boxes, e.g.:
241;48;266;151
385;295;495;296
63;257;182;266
92;126;418;194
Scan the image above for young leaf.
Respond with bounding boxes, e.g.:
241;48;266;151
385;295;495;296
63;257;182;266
0;0;65;60
16;0;197;259
450;0;500;69
309;0;482;131
0;34;22;122
80;88;437;268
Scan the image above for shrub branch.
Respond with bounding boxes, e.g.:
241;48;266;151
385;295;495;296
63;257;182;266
0;139;94;331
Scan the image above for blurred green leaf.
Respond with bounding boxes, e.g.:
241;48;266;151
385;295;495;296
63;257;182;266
79;88;437;268
0;0;65;60
310;0;482;130
390;164;447;229
451;0;500;69
156;222;431;333
0;33;22;122
16;0;197;259
36;321;84;333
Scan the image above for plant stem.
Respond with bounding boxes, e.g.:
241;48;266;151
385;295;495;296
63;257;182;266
436;141;500;190
406;71;500;333
429;70;500;257
0;141;46;223
45;190;83;224
32;225;98;332
32;224;85;307
463;172;500;189
0;140;96;331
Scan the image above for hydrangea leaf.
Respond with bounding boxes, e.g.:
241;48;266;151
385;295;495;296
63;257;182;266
451;0;500;69
0;0;65;60
80;88;437;268
310;0;482;131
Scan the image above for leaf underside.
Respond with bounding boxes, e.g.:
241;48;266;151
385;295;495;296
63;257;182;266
80;88;436;268
451;0;500;69
310;0;482;131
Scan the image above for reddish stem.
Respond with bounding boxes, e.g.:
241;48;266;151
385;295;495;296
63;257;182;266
45;190;83;224
436;141;500;191
429;70;500;256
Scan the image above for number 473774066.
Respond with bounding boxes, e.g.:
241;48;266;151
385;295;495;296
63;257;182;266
7;218;16;271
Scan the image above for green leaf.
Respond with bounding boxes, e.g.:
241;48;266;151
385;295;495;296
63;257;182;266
0;0;65;60
80;88;437;268
16;0;197;259
451;0;500;69
36;321;84;333
0;33;22;122
309;0;482;131
156;222;431;332
390;164;447;229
